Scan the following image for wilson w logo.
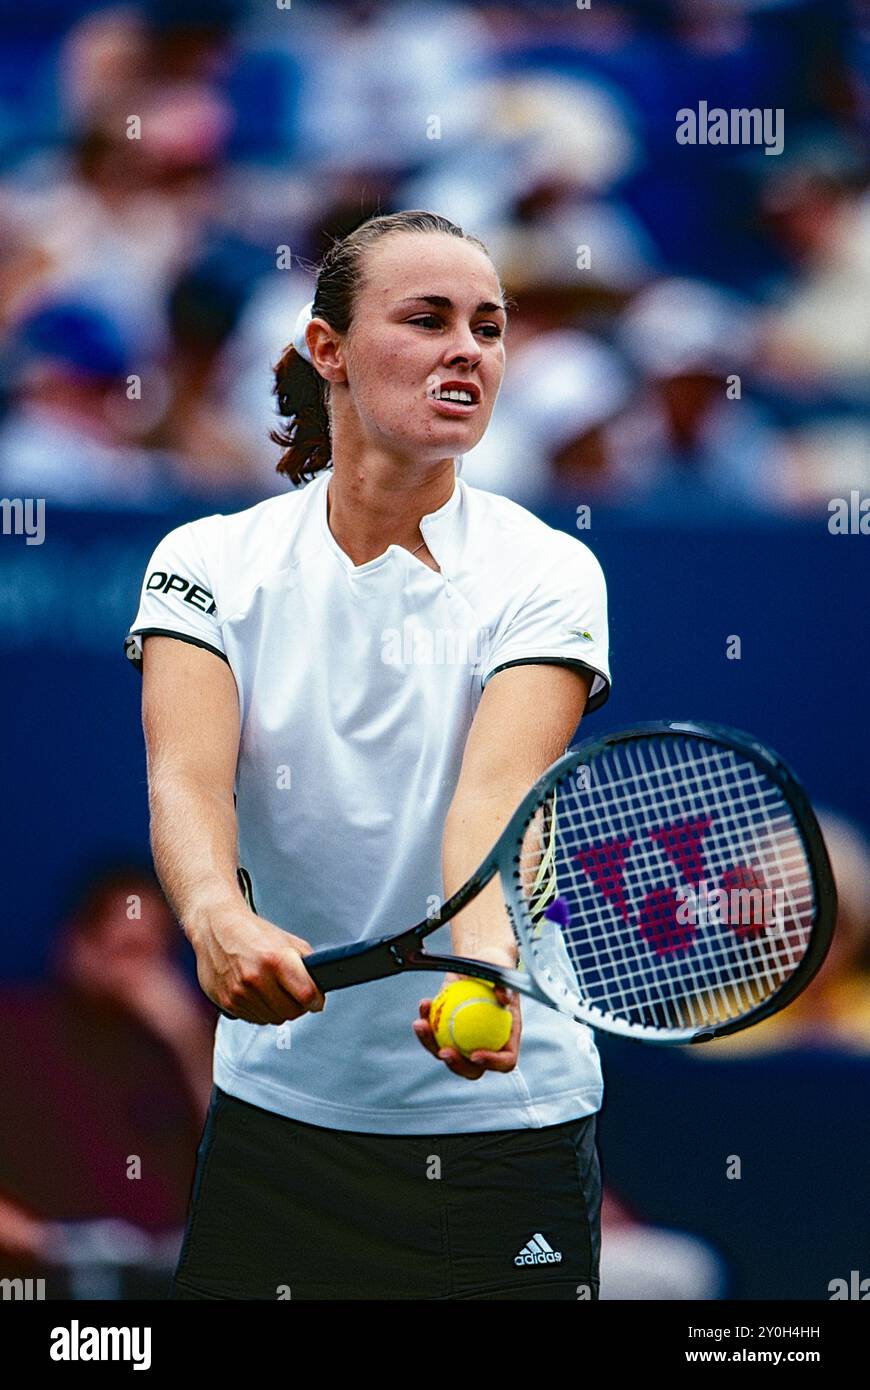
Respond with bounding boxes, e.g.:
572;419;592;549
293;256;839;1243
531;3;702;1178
574;815;774;954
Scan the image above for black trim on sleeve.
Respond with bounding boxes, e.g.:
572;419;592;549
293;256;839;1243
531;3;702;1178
483;657;611;714
124;627;229;675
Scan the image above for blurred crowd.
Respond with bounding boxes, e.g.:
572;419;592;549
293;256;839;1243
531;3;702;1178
0;0;868;516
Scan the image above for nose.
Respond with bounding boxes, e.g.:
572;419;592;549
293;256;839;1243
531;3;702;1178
442;322;482;367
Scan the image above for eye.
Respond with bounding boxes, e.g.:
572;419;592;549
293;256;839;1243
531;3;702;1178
408;315;503;338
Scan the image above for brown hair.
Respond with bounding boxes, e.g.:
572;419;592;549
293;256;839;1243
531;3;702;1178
270;210;497;485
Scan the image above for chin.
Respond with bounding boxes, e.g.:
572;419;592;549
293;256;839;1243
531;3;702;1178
433;420;486;447
396;430;472;458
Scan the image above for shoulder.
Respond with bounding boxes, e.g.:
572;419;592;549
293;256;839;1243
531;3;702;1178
200;482;314;547
160;480;319;571
459;478;605;586
137;483;320;631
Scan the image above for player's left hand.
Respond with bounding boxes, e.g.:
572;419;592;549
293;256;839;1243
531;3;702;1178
412;956;522;1080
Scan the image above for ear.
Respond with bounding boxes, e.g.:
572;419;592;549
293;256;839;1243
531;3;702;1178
307;318;347;385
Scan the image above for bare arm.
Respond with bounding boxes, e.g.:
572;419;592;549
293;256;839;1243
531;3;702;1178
142;637;242;930
443;662;593;959
413;662;593;1078
141;635;324;1023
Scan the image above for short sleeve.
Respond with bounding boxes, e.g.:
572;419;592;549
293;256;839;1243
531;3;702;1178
480;536;611;714
123;520;227;674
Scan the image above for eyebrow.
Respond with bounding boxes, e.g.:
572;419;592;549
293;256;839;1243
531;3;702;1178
397;294;508;315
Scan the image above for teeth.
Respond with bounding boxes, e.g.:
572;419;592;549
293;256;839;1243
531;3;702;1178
438;389;474;403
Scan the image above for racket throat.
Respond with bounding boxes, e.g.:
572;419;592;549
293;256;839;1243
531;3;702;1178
305;933;418;991
305;933;530;996
406;951;529;994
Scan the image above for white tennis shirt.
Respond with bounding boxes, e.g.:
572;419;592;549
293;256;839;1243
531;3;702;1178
125;470;611;1133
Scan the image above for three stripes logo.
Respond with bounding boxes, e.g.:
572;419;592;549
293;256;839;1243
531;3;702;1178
514;1233;563;1267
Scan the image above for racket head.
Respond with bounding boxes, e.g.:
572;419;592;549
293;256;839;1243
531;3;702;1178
496;721;837;1044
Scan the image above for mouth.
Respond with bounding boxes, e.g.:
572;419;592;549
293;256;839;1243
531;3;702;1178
428;380;481;415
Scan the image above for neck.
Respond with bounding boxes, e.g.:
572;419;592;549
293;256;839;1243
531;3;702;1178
325;455;456;567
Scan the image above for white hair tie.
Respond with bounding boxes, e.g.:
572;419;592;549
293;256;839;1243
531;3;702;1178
292;299;314;364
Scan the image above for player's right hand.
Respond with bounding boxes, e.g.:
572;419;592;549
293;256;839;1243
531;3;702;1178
186;903;325;1024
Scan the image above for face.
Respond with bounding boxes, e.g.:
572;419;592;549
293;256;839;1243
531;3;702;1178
325;231;507;462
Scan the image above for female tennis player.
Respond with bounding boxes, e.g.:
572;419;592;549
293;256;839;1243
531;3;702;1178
125;210;612;1300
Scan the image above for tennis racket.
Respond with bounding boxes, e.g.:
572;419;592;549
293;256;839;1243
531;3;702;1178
304;721;836;1044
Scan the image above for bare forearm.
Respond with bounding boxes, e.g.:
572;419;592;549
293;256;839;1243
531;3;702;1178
442;791;522;965
148;772;241;940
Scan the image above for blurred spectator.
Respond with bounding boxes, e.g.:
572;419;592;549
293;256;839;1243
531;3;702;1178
399;67;646;257
59;8;152;133
609;277;790;515
140;247;276;498
0;300;174;508
295;0;492;175
600;1188;728;1300
2;117;203;353
757;142;870;390
777;415;870;510
0;862;215;1295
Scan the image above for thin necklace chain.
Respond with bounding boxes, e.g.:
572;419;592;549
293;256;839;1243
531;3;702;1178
411;538;426;555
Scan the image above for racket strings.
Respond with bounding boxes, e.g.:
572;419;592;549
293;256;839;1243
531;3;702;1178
515;736;817;1032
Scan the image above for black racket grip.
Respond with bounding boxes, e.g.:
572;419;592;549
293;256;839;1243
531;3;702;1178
218;936;405;1014
305;936;405;991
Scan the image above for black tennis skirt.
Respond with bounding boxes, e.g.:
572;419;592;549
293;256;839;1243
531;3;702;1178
170;1084;601;1301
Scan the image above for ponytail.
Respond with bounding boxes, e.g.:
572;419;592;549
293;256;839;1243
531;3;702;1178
270;337;332;486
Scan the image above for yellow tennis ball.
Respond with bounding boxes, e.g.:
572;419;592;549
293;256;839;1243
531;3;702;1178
429;979;512;1058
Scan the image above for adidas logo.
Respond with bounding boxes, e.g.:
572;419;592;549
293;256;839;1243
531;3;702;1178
514;1232;563;1267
